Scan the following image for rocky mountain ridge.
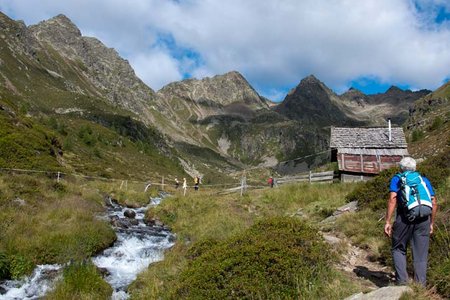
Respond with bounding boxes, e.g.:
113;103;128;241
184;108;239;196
0;12;441;177
275;75;430;127
28;14;158;119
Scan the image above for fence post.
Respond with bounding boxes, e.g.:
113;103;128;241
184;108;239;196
240;176;247;196
57;172;60;183
309;171;312;184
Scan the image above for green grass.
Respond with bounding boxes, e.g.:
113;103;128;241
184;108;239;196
171;217;339;299
0;174;116;280
336;149;450;298
46;261;113;300
129;182;362;299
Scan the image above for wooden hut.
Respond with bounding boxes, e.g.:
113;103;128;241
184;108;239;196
330;126;408;182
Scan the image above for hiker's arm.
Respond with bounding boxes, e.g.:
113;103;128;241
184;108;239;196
384;192;397;237
430;196;437;234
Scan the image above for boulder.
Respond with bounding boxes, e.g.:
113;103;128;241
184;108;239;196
345;286;412;300
124;209;136;219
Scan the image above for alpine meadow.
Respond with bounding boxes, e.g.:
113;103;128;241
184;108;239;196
0;6;449;300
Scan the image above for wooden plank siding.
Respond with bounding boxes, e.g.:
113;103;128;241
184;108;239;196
338;153;403;174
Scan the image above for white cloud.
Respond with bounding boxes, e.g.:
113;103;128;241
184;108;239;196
1;0;450;96
130;51;182;91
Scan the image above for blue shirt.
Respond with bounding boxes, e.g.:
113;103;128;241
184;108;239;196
389;174;435;196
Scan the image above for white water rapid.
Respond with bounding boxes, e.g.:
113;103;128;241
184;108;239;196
0;264;62;299
0;195;174;300
93;195;174;299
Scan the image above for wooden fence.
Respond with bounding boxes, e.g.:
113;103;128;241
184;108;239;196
275;171;335;185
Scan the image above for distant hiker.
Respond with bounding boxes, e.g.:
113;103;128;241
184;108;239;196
268;176;274;188
194;176;200;191
384;157;437;286
182;178;187;196
175;177;180;189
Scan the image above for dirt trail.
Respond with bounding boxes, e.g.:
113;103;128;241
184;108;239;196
322;231;393;291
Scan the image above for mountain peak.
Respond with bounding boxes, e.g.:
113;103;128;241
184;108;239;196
386;85;403;94
159;71;268;109
301;74;320;84
341;87;365;96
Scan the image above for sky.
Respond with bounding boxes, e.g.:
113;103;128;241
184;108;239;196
0;0;450;101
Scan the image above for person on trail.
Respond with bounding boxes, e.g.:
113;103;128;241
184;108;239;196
175;177;180;189
182;178;187;196
384;157;437;286
194;176;200;191
268;176;274;188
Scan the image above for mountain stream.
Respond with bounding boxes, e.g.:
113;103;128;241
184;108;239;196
0;195;174;300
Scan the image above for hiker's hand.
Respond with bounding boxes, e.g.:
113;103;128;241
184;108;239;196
384;223;392;238
430;223;434;235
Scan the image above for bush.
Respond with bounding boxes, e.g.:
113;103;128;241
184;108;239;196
411;130;424;142
9;255;34;279
0;252;10;280
417;149;450;190
346;168;398;211
346;148;450;211
171;217;336;299
428;116;443;131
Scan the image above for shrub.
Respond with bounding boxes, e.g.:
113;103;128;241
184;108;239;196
171;217;336;299
0;252;10;280
346;148;450;211
417;148;450;190
411;129;424;142
428;116;443;131
9;255;34;279
346;168;398;211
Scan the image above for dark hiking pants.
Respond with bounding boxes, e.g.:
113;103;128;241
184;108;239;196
391;214;430;285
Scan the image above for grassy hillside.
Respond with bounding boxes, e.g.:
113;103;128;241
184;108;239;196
406;81;450;158
129;183;367;299
339;148;450;298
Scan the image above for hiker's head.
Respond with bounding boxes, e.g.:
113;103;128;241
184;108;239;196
399;157;416;172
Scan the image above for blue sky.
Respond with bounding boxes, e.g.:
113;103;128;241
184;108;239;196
1;0;450;101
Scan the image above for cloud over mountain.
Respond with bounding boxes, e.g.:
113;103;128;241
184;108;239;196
1;0;449;99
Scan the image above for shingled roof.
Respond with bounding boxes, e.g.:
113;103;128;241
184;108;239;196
330;127;407;149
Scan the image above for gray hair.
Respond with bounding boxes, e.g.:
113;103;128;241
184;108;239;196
399;157;416;172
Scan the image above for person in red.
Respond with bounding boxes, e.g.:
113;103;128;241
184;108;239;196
268;176;274;188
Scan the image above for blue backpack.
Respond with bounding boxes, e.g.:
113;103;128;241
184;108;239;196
396;171;433;222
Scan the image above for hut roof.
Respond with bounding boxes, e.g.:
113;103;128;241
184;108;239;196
330;127;407;149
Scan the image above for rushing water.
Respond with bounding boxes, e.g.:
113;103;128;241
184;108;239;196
0;195;174;300
0;264;62;299
93;195;174;299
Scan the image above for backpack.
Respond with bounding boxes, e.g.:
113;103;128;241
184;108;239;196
396;171;433;222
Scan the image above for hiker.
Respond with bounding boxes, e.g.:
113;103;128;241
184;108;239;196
175;177;180;189
194;176;200;191
182;178;187;196
384;157;437;286
268;176;274;188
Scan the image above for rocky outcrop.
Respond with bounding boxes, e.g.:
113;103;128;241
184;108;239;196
345;286;412;300
28;14;158;117
159;71;268;110
275;74;431;128
275;75;364;126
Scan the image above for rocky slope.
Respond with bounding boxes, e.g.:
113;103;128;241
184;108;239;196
275;76;430;127
405;81;450;158
275;75;365;127
0;12;442;177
